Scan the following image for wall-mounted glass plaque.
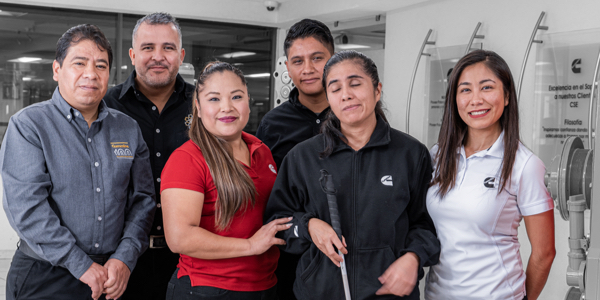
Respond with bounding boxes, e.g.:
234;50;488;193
533;29;600;166
424;44;481;148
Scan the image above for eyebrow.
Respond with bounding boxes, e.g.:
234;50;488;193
458;78;496;86
327;74;364;87
290;51;326;61
231;89;246;94
71;56;108;65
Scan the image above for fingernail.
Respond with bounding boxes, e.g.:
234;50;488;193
286;223;292;227
288;216;293;220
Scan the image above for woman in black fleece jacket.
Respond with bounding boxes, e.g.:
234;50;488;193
265;50;440;300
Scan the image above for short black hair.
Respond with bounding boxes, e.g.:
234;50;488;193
56;24;113;69
284;19;334;57
132;12;182;47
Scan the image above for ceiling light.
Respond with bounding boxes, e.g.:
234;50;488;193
9;57;42;63
244;73;270;78
336;44;371;50
220;51;256;59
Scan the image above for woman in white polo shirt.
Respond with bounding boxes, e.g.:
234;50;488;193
424;50;555;300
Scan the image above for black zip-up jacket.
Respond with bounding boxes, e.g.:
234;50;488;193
265;117;440;300
256;88;330;169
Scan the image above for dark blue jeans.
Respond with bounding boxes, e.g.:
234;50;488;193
6;249;108;300
166;269;278;300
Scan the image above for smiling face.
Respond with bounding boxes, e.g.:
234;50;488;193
196;70;250;142
456;62;508;135
52;39;110;115
325;59;381;131
130;22;185;89
285;37;332;99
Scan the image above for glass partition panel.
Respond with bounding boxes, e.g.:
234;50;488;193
533;29;600;166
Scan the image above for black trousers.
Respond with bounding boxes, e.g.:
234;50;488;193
166;269;278;300
274;251;300;300
120;247;179;300
6;249;108;300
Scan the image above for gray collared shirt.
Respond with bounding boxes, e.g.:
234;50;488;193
1;87;156;279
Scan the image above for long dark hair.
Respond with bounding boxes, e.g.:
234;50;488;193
320;50;387;158
432;49;520;198
189;61;256;231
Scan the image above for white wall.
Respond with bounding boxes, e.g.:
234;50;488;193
383;0;600;299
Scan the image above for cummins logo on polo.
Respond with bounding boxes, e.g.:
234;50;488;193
484;177;496;188
381;175;393;186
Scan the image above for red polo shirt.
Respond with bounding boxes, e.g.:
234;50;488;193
160;132;279;291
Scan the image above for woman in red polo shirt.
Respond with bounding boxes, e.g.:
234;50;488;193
161;61;291;300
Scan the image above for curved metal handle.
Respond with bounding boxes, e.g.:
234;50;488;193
406;29;435;133
588;49;600;149
465;22;485;55
517;11;548;101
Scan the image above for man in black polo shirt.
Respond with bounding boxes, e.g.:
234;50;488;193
255;18;334;300
103;12;194;300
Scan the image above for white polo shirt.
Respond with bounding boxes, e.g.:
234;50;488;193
424;132;553;300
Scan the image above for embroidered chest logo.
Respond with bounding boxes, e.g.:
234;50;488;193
185;114;193;129
268;164;277;174
111;142;133;159
381;175;393;186
484;177;496;188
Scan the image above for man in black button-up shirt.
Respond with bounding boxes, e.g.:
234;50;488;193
255;19;335;300
104;12;194;300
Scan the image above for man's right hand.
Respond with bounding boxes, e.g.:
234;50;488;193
80;262;108;300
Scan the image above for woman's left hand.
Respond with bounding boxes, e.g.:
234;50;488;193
375;252;420;296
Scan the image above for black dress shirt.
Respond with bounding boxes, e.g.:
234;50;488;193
104;71;195;236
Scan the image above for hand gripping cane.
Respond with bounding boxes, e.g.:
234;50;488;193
319;169;351;300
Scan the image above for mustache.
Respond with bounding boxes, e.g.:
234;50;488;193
147;63;168;68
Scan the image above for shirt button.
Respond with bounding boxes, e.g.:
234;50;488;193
75;112;79;116
94;243;99;248
88;138;92;143
156;178;161;183
157;203;161;208
94;162;99;167
157;226;162;230
96;188;101;192
156;152;161;157
156;128;160;133
316;119;321;124
97;216;102;221
67;115;71;119
152;106;157;111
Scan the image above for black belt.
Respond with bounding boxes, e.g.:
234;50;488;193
18;239;112;265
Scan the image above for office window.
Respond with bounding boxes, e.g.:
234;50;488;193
0;3;275;145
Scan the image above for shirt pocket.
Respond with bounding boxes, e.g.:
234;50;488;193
354;246;397;300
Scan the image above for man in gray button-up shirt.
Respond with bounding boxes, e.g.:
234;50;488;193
1;24;155;300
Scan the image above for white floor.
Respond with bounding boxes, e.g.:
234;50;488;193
0;251;12;300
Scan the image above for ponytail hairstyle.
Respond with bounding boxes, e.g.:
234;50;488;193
320;50;387;158
432;49;520;198
189;61;256;231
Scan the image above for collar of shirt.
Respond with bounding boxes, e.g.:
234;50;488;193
117;70;188;102
459;131;505;159
330;115;391;154
288;87;331;117
51;87;108;124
